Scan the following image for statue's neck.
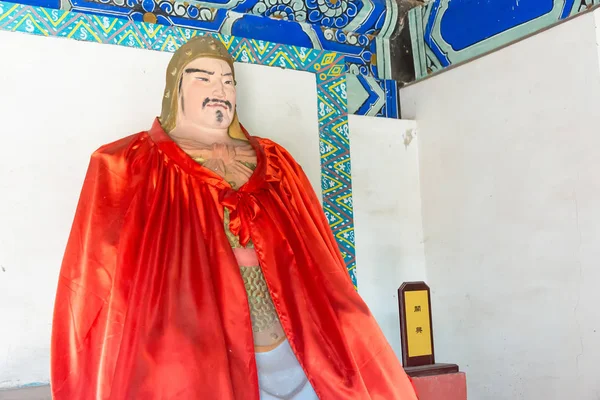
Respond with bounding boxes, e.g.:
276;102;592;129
169;125;235;150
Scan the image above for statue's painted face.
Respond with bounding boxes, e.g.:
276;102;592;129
176;57;236;131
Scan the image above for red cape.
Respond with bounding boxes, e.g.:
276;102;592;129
51;119;417;399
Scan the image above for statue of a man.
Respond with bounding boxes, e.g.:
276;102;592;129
50;36;418;400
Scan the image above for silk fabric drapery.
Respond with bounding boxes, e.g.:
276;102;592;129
51;119;418;399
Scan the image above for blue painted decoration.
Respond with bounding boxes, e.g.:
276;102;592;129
440;0;554;51
412;0;600;78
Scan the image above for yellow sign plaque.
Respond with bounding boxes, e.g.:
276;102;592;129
404;290;433;358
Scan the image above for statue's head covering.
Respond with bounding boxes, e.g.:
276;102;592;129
159;35;246;140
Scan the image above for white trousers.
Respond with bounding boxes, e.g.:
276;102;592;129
255;340;319;400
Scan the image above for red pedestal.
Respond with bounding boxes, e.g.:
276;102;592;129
411;372;467;400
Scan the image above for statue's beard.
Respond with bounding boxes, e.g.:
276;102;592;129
215;110;224;123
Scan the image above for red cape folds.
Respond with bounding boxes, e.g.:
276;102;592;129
51;119;418;399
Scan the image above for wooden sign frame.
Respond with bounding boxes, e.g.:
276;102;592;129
398;281;435;367
398;281;459;377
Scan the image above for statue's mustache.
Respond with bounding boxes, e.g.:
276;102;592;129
202;98;232;110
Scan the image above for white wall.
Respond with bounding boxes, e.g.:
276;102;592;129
349;115;426;360
0;30;321;388
401;10;600;400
